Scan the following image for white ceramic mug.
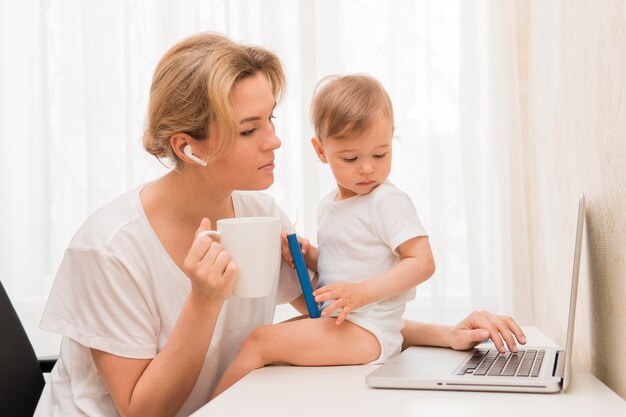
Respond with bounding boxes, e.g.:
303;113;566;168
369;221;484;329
197;217;281;298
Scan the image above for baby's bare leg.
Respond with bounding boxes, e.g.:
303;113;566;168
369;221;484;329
210;317;380;399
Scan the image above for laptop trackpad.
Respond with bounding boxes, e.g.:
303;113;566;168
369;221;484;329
390;347;471;377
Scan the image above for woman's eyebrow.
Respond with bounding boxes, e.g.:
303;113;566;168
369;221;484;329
238;102;277;124
239;116;261;124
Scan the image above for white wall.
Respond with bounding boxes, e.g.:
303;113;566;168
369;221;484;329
519;0;626;399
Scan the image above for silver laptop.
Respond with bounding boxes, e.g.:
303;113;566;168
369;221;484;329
366;194;585;393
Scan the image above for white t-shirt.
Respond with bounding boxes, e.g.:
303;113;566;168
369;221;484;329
35;185;301;417
317;181;427;360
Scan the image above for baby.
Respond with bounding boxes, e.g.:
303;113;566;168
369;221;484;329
211;74;435;398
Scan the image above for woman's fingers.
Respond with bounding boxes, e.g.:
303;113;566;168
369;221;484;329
440;311;528;352
223;260;239;278
479;311;525;352
472;315;506;352
212;248;232;276
185;239;212;273
191;242;222;283
182;218;241;302
299;237;310;255
221;261;239;292
196;217;212;233
203;241;223;267
501;315;527;345
186;218;216;264
280;232;295;268
462;311;526;353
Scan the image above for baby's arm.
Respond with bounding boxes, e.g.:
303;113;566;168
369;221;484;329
361;235;434;302
280;232;319;271
314;235;435;324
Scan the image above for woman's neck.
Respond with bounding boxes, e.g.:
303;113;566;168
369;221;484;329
141;169;235;231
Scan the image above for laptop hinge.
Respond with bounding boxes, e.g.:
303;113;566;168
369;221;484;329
553;350;565;378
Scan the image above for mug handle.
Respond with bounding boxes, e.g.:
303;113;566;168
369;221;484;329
196;230;221;241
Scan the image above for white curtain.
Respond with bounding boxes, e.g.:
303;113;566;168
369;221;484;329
460;0;532;324
0;0;529;355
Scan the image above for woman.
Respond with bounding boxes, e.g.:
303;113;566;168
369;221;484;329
35;32;525;417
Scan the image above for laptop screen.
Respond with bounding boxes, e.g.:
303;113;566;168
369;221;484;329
562;193;585;391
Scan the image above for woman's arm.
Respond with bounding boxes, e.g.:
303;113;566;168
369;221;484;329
92;296;224;417
401;311;527;353
400;320;453;350
91;219;238;417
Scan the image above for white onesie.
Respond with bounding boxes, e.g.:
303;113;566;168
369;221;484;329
316;181;427;363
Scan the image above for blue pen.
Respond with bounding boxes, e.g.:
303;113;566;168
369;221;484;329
286;232;321;319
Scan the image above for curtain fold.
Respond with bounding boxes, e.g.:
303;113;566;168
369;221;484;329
460;0;532;323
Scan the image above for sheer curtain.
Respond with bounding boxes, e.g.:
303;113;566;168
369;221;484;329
1;0;527;355
460;0;532;324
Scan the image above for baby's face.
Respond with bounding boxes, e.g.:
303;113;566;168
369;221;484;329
316;117;393;200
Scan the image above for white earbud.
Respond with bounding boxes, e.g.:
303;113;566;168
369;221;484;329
183;144;208;167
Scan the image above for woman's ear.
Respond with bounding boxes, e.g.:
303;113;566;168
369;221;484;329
171;133;191;161
171;133;207;166
311;137;328;163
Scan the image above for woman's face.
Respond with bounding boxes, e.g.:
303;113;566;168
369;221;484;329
204;72;281;191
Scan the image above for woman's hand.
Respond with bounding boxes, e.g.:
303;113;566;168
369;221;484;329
448;310;527;353
183;218;239;303
313;282;367;325
280;231;311;269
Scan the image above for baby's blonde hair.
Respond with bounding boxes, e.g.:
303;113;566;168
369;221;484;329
310;74;394;139
143;32;285;165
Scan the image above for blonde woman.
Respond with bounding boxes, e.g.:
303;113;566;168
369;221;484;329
36;33;526;417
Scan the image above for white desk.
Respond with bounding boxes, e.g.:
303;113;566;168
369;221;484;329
192;327;625;417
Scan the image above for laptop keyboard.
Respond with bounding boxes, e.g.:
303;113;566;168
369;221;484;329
457;349;546;377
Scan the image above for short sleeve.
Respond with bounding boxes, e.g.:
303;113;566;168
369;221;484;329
370;189;428;254
40;247;157;359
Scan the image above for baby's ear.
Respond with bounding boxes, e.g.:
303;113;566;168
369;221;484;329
310;137;328;163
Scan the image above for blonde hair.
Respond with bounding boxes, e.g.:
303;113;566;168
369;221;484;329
310;74;394;139
143;32;285;165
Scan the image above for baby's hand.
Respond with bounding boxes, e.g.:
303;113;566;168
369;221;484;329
280;232;310;269
313;282;366;325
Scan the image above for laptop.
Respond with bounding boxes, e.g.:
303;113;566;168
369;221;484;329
366;193;585;393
